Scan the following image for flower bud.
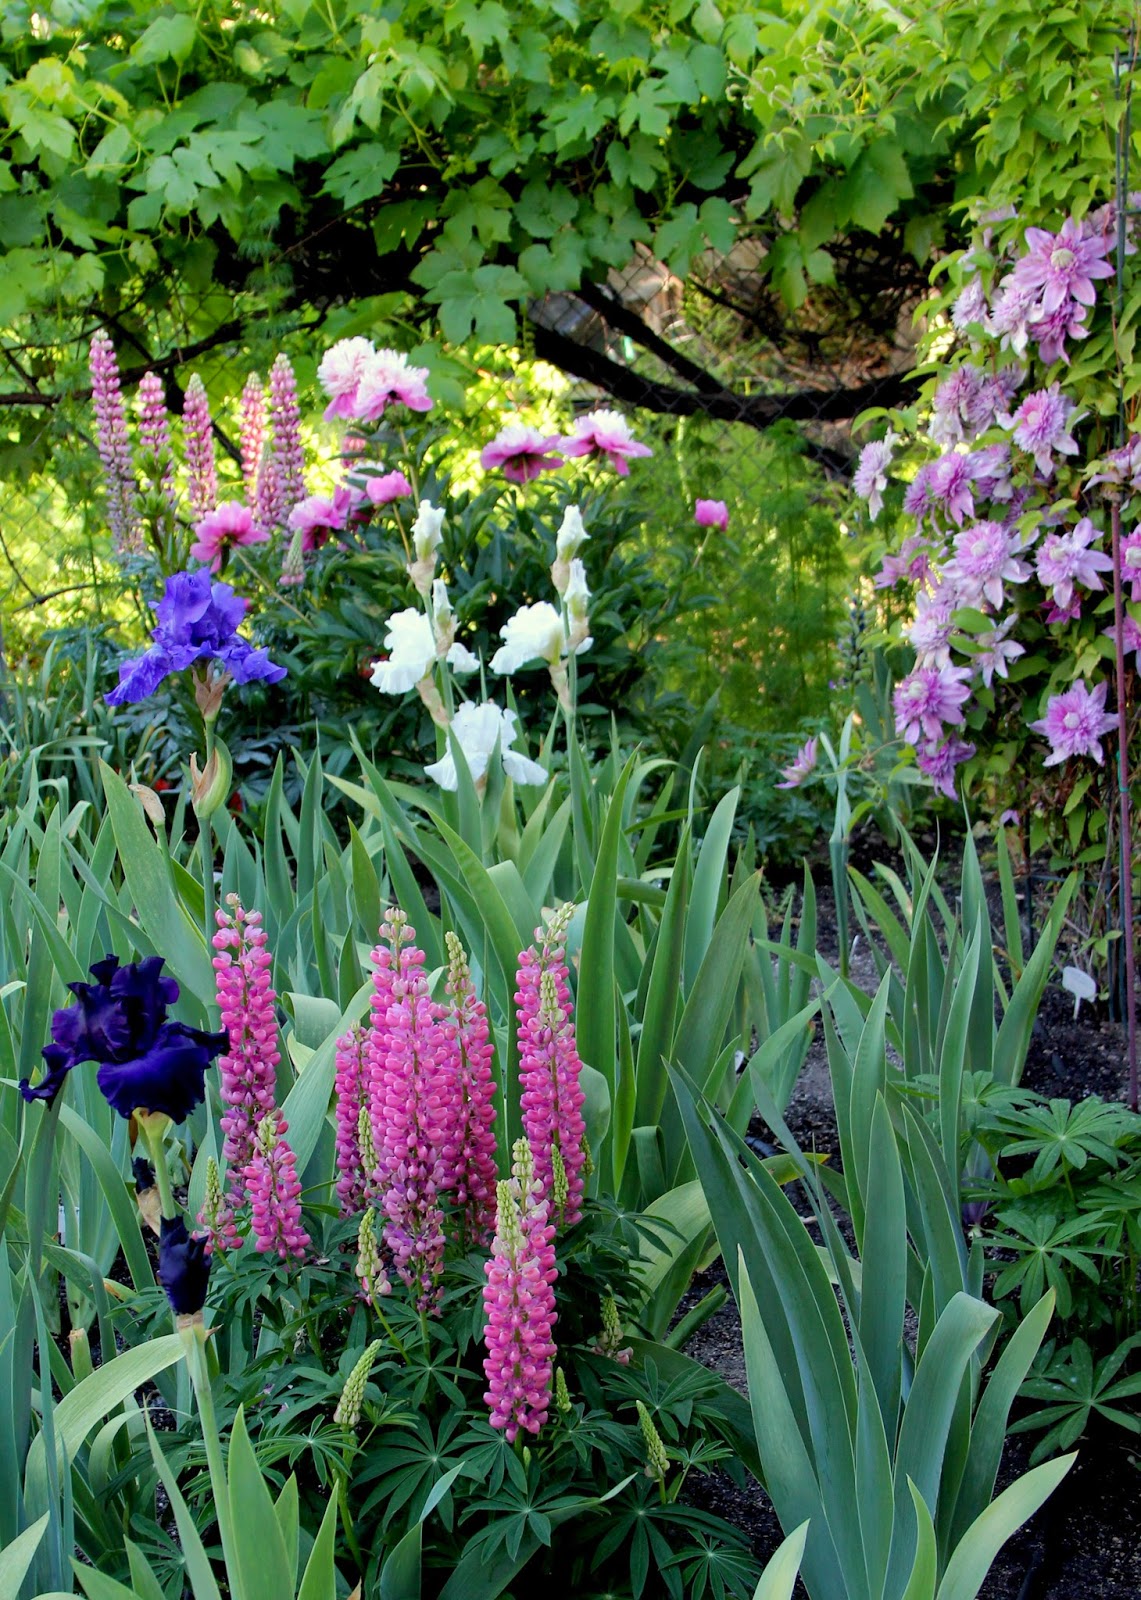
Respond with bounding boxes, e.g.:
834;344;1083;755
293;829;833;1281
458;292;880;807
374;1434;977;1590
130;782;166;828
636;1400;670;1482
334;1338;383;1429
190;736;233;820
554;1366;572;1414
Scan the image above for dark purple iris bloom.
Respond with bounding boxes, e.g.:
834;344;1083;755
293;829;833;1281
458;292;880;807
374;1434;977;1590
19;954;226;1121
158;1216;211;1315
106;569;287;705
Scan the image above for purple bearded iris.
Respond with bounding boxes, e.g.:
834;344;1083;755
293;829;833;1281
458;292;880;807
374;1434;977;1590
19;955;226;1121
106;569;287;706
158;1216;211;1315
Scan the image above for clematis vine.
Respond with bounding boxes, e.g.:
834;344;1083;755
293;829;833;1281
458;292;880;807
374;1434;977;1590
1029;680;1118;767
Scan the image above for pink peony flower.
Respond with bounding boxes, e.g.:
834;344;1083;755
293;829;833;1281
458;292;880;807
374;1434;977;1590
1004;384;1082;477
360;468;413;505
480;423;564;483
1029;680;1117;766
776;735;818;789
893;663;972;745
1035;517;1113;610
288;488;352;551
694;498;730;530
561;409;652;475
318;337;377;421
946;521;1031;610
853;433;896;516
190;501;269;571
354;348;433;421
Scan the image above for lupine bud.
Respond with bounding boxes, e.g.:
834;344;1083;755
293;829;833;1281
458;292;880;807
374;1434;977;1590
183;375;218;520
334;1339;382;1428
516;908;586;1226
358;1106;378;1184
334;1025;369;1214
245;1113;310;1261
89;331;139;551
554;1367;572;1414
355;1206;391;1305
593;1293;633;1365
213;899;279;1199
137;371;177;514
269;355;306;514
199;1153;240;1253
637;1401;670;1482
239;373;266;508
279;524;305;587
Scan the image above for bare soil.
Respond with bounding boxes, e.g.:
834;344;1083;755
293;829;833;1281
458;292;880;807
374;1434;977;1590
682;877;1141;1600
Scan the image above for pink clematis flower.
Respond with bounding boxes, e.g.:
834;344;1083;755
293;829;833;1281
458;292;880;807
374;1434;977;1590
480;423;565;483
946;521;1031;610
1004;385;1083;477
695;498;730;530
875;534;936;590
853;433;896;516
893;663;972;745
916;735;976;800
907;592;956;668
1029;680;1117;766
1035;517;1113;611
1011;217;1114;315
190;501;269;571
561;409;652;475
928;451;977;527
776;736;818;789
1105;613;1141;670
973;616;1025;688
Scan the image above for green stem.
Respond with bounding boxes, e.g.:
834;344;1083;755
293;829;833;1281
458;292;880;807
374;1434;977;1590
181;1324;241;1597
200;717;217;951
141;1117;178;1221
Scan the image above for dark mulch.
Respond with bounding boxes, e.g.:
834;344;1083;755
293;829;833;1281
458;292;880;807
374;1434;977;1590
681;876;1141;1600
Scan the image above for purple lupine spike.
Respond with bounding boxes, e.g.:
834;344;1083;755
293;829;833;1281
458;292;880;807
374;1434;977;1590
481;1137;558;1442
365;908;448;1312
516;906;587;1227
212;898;279;1205
183;375;218;521
239;372;266;509
136;371;177;513
89;331;140;551
256;450;284;534
334;1025;370;1215
245;1112;310;1261
439;932;498;1245
269;354;306;515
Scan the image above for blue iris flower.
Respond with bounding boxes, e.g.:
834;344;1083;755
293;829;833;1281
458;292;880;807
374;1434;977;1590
158;1216;211;1316
20;954;226;1122
106;569;287;706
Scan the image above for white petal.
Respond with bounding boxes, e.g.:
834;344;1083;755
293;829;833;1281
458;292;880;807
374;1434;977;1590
370;658;426;694
502;751;548;786
424;753;458;790
446;642;480;674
